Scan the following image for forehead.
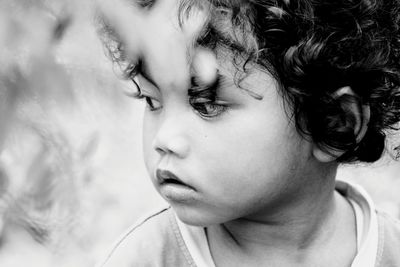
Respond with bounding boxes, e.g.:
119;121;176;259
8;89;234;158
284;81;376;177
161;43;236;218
215;48;277;97
139;53;277;104
137;0;275;95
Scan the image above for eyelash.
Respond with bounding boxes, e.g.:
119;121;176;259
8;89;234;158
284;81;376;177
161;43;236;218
190;99;229;118
144;96;162;111
129;76;229;118
189;74;229;118
138;95;228;118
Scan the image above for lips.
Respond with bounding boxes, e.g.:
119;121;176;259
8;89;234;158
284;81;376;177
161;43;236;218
156;169;193;189
156;169;196;202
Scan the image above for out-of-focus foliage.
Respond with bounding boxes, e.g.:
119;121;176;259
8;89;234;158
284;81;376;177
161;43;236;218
0;0;398;267
0;1;165;266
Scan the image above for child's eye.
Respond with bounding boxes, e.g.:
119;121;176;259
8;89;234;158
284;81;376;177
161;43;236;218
191;100;228;118
144;96;162;111
126;75;162;111
188;75;229;118
123;77;141;98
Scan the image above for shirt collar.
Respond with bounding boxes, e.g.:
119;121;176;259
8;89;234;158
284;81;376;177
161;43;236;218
336;179;379;267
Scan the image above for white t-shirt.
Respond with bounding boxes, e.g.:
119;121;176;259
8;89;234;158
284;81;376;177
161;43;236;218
175;180;378;267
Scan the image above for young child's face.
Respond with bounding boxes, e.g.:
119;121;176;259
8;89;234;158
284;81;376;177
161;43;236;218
135;0;317;227
140;51;318;226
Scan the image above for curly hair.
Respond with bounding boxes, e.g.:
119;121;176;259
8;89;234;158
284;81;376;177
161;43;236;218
98;0;400;163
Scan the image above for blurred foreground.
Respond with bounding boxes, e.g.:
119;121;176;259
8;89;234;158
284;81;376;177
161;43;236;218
0;1;398;266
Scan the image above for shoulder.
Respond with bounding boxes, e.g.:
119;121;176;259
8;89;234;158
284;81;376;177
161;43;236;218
375;210;400;267
97;206;195;267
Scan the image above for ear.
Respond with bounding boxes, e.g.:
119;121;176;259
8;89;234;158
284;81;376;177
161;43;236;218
313;86;370;163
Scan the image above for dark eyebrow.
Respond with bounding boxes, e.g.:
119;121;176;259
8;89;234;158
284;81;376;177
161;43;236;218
196;24;248;55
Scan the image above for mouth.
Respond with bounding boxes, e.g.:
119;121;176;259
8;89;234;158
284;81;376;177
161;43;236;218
156;169;191;187
155;169;197;203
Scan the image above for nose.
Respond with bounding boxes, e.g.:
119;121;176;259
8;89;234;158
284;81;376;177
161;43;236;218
152;115;190;159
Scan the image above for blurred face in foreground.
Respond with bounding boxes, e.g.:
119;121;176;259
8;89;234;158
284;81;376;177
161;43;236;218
139;0;319;227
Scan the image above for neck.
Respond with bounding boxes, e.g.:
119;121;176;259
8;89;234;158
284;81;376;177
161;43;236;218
208;164;357;264
222;190;338;250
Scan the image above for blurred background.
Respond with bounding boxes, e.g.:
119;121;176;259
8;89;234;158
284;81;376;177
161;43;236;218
0;0;398;266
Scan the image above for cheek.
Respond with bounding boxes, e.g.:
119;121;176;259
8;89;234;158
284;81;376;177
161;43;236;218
196;112;306;190
203;117;293;169
197;137;308;219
